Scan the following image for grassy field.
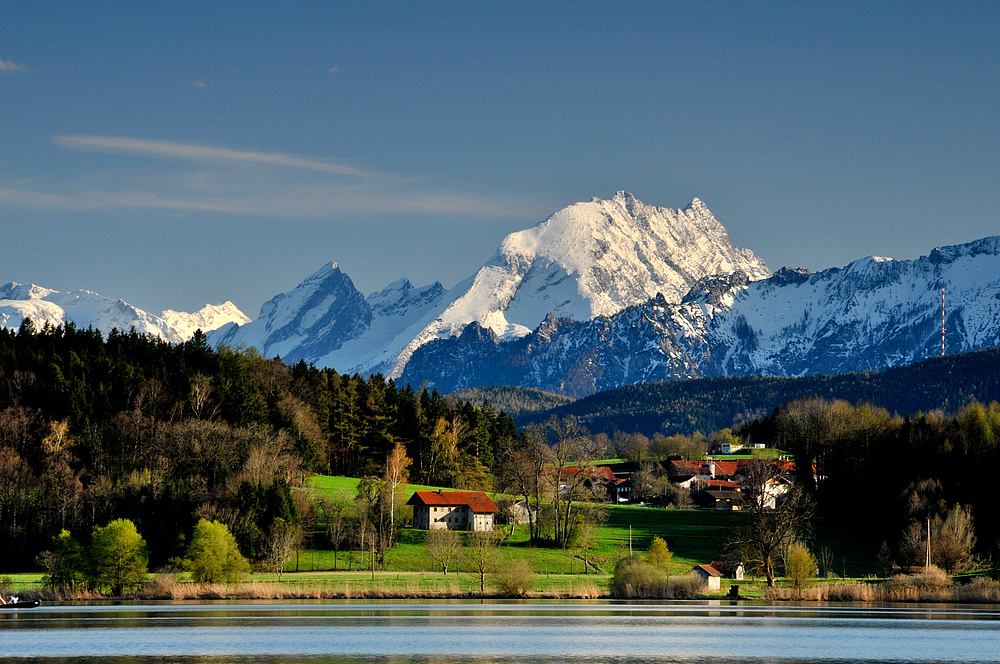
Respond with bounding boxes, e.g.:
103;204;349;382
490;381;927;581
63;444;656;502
301;475;880;579
306;475;450;499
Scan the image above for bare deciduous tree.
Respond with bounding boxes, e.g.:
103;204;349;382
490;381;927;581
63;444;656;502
425;529;462;575
932;504;977;573
384;442;411;535
317;490;353;571
265;517;300;581
539;416;605;548
727;460;814;586
494;425;548;542
464;530;503;593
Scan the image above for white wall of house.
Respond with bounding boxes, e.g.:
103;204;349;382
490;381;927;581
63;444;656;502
414;504;494;532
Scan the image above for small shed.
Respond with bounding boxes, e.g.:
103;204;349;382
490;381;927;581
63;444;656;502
495;499;538;526
692;564;723;591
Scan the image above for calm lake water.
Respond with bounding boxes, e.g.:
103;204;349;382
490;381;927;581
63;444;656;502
1;600;998;663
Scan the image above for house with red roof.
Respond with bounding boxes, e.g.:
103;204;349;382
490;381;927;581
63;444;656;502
558;466;628;502
407;490;498;532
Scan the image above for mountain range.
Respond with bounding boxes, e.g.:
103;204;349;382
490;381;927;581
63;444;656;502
0;282;248;343
4;192;999;397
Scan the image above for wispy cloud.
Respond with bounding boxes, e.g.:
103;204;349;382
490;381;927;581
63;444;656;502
3;135;547;220
193;78;208;88
0;178;545;219
0;186;247;213
0;58;26;74
55;135;373;178
329;67;340;75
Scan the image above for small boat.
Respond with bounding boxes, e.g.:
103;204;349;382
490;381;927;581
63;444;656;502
0;600;40;609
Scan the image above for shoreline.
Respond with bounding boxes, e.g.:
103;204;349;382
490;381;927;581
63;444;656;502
16;578;1000;605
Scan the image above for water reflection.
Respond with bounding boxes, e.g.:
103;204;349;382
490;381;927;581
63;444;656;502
2;600;999;663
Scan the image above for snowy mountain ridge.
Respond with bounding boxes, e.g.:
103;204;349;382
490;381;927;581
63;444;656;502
7;193;1000;398
205;263;448;372
209;192;770;377
398;234;1000;396
388;192;770;377
0;282;248;343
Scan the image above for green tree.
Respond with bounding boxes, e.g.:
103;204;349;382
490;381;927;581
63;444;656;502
38;529;86;591
783;542;817;591
186;519;250;583
89;518;148;595
645;536;673;573
571;519;602;574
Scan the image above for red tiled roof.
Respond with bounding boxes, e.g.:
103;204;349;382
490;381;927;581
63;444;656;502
670;460;702;474
407;490;498;513
695;564;723;577
704;490;740;501
705;479;741;490
559;466;617;482
712;460;738;476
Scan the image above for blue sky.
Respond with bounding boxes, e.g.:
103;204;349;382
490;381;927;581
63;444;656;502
2;1;998;316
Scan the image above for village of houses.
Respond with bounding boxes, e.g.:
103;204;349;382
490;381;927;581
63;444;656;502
406;441;804;592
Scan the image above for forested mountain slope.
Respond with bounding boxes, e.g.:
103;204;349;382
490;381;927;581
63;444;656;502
518;347;1000;436
447;386;574;418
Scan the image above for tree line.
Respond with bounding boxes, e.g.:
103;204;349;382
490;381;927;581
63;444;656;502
0;321;517;569
739;398;1000;570
520;348;1000;437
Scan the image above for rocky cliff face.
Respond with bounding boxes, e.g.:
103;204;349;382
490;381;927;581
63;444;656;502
207;262;375;363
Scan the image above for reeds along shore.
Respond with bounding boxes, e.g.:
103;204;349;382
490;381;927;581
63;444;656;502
766;574;1000;603
18;574;605;602
12;570;1000;603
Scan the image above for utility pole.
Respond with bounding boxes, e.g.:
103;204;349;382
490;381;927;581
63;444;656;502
925;516;931;568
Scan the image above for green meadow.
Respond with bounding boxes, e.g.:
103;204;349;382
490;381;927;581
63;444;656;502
301;475;877;580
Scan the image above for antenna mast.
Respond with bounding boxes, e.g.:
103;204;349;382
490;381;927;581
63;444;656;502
941;287;945;356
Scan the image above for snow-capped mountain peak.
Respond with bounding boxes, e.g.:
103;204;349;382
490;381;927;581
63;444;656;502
397;234;1000;396
368;279;445;318
209;261;373;360
388;192;770;377
160;302;251;340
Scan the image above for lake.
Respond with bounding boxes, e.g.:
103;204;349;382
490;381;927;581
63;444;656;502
1;600;998;663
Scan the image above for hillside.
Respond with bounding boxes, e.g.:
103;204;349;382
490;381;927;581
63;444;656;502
517;347;1000;436
446;386;575;418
